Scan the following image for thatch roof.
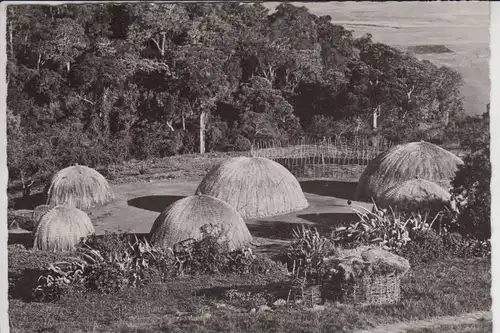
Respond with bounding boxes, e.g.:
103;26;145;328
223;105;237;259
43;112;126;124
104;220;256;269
196;156;308;219
47;165;115;210
355;141;463;202
149;194;253;251
377;178;453;213
34;205;95;251
32;204;55;234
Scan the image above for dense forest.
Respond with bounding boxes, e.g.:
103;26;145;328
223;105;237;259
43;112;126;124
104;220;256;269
6;3;477;184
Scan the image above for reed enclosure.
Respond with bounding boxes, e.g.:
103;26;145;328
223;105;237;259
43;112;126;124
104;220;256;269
250;135;395;181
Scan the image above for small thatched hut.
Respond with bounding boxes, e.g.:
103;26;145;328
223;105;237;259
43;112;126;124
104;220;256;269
34;205;95;251
196;156;308;219
46;165;115;210
150;194;252;250
32;204;55;233
355;141;463;202
377;178;456;214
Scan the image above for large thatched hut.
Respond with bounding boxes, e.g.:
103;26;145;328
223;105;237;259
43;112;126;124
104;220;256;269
34;205;95;251
355;141;463;202
150;194;252;250
376;178;457;214
196;156;308;219
46;165;115;210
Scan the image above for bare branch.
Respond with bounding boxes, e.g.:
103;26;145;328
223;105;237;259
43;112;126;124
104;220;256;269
77;95;95;105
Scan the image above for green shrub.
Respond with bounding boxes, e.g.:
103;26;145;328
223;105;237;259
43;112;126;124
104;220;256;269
452;110;490;241
399;229;446;264
331;205;413;252
285;224;338;277
79;232;133;259
442;232;468;258
33;226;286;301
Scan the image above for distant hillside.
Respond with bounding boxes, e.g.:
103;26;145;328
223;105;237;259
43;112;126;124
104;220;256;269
264;2;491;116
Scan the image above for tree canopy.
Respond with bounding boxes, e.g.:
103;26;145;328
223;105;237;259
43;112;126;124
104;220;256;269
6;3;467;182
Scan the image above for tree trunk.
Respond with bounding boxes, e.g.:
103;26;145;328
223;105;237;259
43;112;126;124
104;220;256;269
161;33;166;57
200;111;207;154
37;54;42;71
20;172;34;199
372;105;380;130
9;23;13;56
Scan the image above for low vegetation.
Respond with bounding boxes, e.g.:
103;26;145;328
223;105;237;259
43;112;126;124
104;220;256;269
9;203;491;332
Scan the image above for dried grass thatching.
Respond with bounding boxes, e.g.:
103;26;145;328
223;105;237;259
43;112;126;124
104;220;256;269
32;204;55;233
47;165;115;210
196;156;308;219
355;141;463;202
150;194;252;251
377;178;453;213
34;205;95;252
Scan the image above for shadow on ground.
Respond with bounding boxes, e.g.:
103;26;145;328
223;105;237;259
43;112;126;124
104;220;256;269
300;180;358;200
198;282;290;305
12;192;47;210
127;195;185;213
247;213;359;241
298;213;358;227
8;233;34;248
9;268;46;302
247;221;332;241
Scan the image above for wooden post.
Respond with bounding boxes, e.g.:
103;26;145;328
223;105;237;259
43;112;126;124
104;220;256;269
199;111;207;154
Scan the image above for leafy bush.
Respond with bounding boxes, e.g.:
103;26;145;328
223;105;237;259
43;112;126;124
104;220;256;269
399;229;446;264
168;224;285;276
34;237;166;300
33;225;286;301
452;110;490;241
442;232;468;258
285;224;338;277
80;232;133;259
331;205;414;252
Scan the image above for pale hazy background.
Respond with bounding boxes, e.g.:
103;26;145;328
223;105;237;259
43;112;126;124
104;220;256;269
264;2;491;116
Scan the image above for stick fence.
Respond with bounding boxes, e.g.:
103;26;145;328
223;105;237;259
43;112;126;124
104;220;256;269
248;135;394;181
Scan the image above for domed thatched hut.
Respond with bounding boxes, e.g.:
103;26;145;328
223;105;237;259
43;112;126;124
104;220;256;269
377;178;456;214
46;165;115;210
355;141;463;202
150;194;252;250
196;157;308;219
34;205;95;251
32;204;54;233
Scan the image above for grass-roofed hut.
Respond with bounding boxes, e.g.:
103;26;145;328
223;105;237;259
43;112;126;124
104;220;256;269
196;156;308;219
150;193;252;251
46;165;115;211
34;205;95;252
355;141;463;202
377;178;457;214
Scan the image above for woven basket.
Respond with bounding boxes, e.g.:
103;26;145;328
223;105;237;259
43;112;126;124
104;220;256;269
323;271;404;306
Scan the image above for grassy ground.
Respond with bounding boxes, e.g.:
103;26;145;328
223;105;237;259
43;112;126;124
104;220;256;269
406;320;492;333
8;244;491;333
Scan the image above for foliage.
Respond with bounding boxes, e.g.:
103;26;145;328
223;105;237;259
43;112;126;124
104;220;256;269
451;109;490;241
399;229;446;264
331;205;417;252
33;236;165;300
7;3;466;186
33;225;286;301
9;255;490;333
285;224;338;277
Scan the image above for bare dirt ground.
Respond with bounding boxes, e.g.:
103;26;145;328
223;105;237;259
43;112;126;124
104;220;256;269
85;178;372;257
